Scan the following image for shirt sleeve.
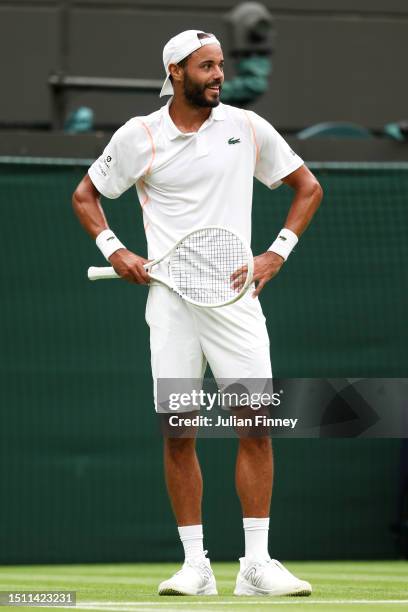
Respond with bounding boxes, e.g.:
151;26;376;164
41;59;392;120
88;118;153;199
246;110;304;190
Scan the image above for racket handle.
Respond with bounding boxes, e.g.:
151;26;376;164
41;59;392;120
87;266;120;281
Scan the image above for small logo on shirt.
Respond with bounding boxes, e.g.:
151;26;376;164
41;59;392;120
98;163;107;177
228;137;241;145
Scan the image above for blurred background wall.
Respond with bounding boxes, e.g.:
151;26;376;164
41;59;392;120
0;161;406;563
1;0;407;131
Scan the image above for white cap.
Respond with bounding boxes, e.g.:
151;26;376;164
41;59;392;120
160;30;221;97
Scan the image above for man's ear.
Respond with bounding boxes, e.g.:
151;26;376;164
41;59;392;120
168;63;184;85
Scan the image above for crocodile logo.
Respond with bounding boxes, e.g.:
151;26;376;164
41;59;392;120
228;137;241;145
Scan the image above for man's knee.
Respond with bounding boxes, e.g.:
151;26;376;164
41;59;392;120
164;436;196;458
239;436;272;454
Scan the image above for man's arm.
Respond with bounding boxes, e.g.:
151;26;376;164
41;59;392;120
72;174;150;284
251;164;323;297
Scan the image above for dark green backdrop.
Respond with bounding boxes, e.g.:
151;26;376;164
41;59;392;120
0;161;407;563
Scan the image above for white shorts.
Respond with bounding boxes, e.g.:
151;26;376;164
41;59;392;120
145;284;272;411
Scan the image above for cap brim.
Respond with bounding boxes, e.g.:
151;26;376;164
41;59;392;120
159;75;174;97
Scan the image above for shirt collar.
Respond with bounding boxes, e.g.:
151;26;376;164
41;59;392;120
162;97;225;141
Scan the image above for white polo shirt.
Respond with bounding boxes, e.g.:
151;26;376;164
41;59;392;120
88;99;303;259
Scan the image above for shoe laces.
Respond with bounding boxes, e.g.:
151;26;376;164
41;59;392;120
258;558;297;581
176;550;210;576
245;558;290;575
188;551;212;576
245;557;271;569
270;559;293;575
243;558;301;591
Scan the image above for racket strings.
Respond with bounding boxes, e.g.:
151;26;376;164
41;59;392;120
170;228;249;305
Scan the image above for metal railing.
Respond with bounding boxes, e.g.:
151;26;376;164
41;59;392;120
48;73;163;130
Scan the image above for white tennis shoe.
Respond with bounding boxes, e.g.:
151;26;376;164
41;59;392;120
158;552;218;596
234;557;312;597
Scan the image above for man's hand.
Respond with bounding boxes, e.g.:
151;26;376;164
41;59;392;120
230;251;284;298
109;249;151;284
252;251;284;297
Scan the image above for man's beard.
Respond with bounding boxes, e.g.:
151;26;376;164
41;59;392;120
183;73;222;108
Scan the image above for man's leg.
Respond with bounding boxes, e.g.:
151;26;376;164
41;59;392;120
158;434;217;596
233;433;311;596
196;296;275;562
191;295;311;596
164;435;206;558
164;436;203;526
236;435;273;561
235;436;273;518
147;286;216;595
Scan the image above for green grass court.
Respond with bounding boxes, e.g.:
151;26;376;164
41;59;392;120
0;561;407;611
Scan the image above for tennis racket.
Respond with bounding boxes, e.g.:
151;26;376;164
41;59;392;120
87;225;254;308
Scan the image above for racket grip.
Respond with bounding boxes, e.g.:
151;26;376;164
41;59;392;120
87;266;121;281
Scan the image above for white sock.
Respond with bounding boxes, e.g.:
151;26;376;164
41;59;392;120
243;517;270;561
178;524;205;561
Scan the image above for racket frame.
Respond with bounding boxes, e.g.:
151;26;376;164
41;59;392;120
88;225;254;308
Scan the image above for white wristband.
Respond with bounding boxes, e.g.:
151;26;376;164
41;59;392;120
96;229;126;261
268;228;298;261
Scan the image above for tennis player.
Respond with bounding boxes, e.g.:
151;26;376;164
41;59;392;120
72;30;323;597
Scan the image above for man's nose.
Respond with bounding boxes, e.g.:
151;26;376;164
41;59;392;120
213;66;224;81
